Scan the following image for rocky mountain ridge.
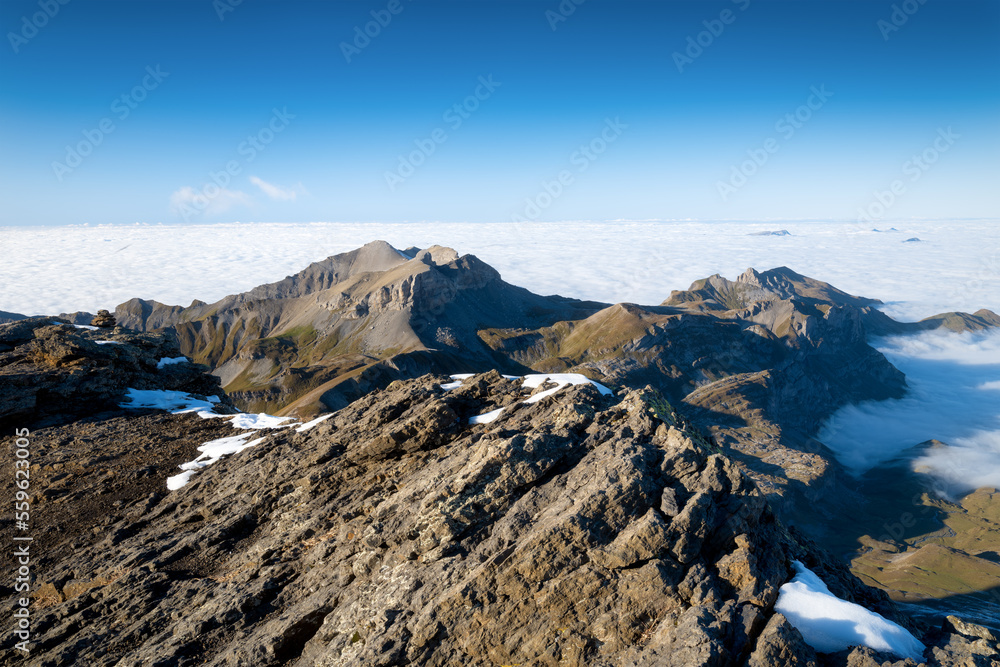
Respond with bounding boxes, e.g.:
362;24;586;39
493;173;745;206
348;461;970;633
4;355;996;665
111;241;605;415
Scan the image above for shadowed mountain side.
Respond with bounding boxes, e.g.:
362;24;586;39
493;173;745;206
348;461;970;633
0;310;27;324
113;241;607;414
839;446;1000;629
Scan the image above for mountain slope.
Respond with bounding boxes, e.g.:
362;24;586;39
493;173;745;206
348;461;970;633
114;241;606;415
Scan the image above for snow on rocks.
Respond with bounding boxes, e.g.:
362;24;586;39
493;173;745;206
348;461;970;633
120;387;301;490
469;407;504;425
228;413;296;429
295;413;335;432
775;560;925;661
50;321;99;330
120;388;219;414
166;433;268;491
522;373;613;403
156;356;189;369
454;372;613;424
164;410;297;489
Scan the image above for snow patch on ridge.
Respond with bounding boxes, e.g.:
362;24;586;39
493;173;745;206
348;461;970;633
120;388;217;414
456;372;613;424
295;413;334;432
51;321;99;331
470;408;504;425
166;433;268;491
119;388;299;490
776;561;925;660
227;413;296;429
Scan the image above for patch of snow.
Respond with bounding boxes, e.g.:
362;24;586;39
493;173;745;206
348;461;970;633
166;470;197;491
51;321;99;330
444;373;522;391
458;372;612;425
227;413;296;430
167;433;268;490
95;340;123;345
156;356;188;369
522;373;613;404
123;392;305;490
776;561;925;661
120;388;217;413
295;413;334;432
524;384;565;404
470;407;504;425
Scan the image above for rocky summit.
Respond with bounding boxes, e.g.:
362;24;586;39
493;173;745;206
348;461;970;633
4;369;995;666
2;242;1000;666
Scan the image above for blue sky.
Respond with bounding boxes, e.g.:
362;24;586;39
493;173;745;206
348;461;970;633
1;0;998;225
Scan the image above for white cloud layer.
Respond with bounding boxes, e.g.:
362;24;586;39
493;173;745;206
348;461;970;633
820;329;1000;495
2;220;996;319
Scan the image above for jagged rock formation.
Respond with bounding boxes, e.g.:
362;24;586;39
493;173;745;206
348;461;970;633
0;318;231;432
2;372;995;665
475;268;904;533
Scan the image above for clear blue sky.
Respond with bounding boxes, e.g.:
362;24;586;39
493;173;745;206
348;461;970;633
1;0;997;225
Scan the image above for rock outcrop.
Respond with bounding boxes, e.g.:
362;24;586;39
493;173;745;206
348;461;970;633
0;373;954;666
0;317;231;431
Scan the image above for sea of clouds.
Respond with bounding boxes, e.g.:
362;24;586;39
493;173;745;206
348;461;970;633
2;219;998;494
1;220;997;320
820;328;1000;496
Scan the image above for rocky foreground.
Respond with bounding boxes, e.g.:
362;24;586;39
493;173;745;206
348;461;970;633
0;367;996;664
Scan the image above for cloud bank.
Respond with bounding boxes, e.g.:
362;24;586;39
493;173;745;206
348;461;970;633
819;329;1000;495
